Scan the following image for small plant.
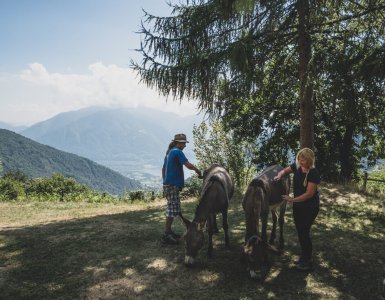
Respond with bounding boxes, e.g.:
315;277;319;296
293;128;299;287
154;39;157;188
128;190;145;201
180;176;202;199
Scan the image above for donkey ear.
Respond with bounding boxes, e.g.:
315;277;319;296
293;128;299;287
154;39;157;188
252;178;268;193
178;213;191;228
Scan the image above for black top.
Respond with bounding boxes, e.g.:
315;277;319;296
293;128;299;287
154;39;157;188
290;163;321;207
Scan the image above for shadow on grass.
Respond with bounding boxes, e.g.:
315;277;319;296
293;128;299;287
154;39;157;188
0;199;384;299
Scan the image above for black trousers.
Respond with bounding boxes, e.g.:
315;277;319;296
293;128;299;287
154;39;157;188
293;203;319;261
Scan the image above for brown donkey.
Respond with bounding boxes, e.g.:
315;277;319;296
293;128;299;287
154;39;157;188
242;164;290;278
180;164;234;266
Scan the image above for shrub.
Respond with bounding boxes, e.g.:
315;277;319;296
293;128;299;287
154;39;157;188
0;178;25;200
2;170;29;183
180;176;202;199
128;190;145;201
26;173;90;201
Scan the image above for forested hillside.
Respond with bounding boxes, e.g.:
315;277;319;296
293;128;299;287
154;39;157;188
0;129;141;195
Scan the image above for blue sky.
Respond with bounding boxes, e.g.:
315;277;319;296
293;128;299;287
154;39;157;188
0;0;199;125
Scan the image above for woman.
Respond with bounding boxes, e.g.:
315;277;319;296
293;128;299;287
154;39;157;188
274;148;321;271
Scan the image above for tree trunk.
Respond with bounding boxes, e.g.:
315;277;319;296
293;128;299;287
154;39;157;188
298;0;314;149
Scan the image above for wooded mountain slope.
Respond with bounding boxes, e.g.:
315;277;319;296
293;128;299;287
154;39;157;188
0;129;141;195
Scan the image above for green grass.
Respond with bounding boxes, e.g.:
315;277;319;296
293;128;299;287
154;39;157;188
0;185;384;300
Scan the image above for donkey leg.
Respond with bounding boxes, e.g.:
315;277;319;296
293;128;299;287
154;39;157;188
253;201;262;238
213;214;219;234
269;209;278;245
261;213;270;269
278;202;286;250
244;211;256;242
261;209;269;243
207;215;214;258
222;210;230;247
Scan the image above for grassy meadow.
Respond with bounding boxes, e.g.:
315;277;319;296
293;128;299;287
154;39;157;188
0;183;384;299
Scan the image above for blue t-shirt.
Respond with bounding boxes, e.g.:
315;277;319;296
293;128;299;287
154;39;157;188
290;163;321;207
163;147;188;188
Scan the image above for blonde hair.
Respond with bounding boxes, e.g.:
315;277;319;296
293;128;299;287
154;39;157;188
296;148;315;169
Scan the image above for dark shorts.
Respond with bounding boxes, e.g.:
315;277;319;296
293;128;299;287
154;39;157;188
163;185;181;217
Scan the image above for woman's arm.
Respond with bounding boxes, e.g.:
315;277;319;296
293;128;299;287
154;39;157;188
274;166;292;181
282;182;318;203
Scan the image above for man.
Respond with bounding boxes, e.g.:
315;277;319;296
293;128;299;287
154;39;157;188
161;133;201;245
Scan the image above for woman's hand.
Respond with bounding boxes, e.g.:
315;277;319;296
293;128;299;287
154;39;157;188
282;195;293;202
274;171;284;181
274;169;285;181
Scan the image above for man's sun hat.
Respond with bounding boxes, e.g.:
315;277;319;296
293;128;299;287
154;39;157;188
172;133;189;143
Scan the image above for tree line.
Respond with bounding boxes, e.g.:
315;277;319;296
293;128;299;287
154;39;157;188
132;0;385;183
192;119;385;196
0;170;159;202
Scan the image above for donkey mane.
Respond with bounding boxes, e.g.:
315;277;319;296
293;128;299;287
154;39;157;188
195;174;225;214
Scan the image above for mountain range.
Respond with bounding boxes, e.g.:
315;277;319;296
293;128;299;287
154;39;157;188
0;129;141;195
17;106;203;186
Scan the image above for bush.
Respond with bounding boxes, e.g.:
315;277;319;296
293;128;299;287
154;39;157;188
0;178;25;200
0;171;95;202
124;190;161;202
180;176;202;199
3;170;28;183
128;190;145;201
26;173;90;201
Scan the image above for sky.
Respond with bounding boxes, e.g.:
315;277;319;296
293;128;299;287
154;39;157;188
0;0;199;126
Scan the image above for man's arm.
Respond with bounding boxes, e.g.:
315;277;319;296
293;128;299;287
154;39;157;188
184;161;201;177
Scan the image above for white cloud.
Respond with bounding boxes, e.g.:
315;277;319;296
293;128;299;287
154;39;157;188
0;62;199;125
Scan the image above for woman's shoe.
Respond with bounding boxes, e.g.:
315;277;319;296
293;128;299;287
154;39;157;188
295;260;312;271
166;231;181;239
294;257;312;265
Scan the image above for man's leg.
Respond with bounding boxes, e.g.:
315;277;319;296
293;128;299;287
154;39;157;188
165;216;173;233
161;185;180;244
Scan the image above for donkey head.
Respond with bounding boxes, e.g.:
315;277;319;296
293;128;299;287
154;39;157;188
243;235;269;279
179;214;205;266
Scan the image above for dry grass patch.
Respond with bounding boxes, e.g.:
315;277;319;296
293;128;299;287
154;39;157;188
0;186;384;299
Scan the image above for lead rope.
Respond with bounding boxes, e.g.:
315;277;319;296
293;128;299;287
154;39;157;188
303;172;309;187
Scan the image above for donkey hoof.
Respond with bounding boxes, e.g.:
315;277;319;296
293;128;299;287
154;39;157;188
249;270;262;279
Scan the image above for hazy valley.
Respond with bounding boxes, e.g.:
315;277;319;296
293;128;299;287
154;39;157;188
3;106;203;189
